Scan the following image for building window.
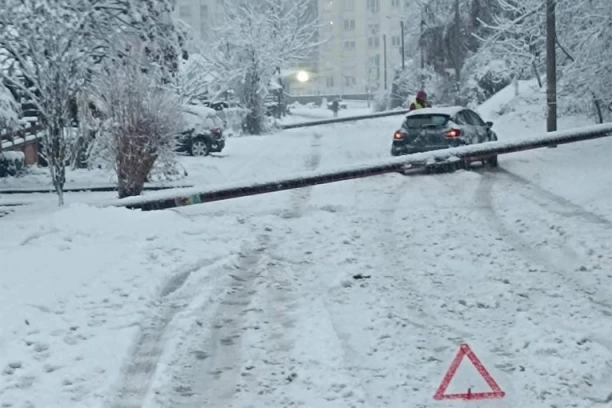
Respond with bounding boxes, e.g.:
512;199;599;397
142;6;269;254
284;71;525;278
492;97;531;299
200;4;208;19
392;35;401;47
368;54;380;81
367;0;380;13
368;24;380;35
179;5;190;19
368;37;380;48
392;0;400;7
344;40;356;49
345;76;356;87
326;77;335;88
343;19;355;31
343;0;355;11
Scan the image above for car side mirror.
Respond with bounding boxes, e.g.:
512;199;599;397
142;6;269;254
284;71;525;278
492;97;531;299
486;121;494;128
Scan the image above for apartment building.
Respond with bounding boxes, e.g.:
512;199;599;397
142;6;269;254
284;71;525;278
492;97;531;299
313;0;410;96
174;0;224;44
174;0;410;97
174;0;319;96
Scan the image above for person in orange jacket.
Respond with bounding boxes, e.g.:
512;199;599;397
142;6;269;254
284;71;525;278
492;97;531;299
409;90;432;111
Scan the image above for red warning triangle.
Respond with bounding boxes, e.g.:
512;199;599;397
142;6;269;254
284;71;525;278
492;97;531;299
433;344;505;401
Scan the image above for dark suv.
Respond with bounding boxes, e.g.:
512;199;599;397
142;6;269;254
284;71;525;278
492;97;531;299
391;106;498;166
178;105;226;156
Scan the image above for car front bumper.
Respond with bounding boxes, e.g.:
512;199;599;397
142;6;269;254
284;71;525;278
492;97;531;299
210;138;225;152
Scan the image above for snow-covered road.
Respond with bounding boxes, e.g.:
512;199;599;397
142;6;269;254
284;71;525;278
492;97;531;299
2;83;612;408
102;158;612;408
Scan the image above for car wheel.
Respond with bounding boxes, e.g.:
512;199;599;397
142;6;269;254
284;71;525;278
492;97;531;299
190;139;210;156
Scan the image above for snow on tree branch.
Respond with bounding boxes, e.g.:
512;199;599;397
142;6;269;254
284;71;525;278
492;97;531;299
201;0;320;134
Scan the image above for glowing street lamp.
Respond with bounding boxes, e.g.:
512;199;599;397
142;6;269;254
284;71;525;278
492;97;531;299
296;70;310;83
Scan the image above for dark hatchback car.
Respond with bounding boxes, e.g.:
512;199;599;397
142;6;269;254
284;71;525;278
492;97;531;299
391;106;499;166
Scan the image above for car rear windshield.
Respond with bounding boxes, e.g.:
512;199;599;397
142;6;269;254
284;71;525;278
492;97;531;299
402;114;449;129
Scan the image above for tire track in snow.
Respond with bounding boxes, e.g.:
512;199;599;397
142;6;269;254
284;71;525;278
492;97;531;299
281;132;322;219
475;169;612;311
486;167;612;226
172;235;271;408
230;133;369;406
474;170;612;404
106;257;226;408
343;172;553;405
150;132;323;407
318;175;469;406
328;176;416;406
234;131;337;404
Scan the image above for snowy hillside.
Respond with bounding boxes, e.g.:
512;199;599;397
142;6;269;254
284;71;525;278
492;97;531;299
477;79;612;216
1;84;612;408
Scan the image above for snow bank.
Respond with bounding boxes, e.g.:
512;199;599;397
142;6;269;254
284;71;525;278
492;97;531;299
476;76;612;216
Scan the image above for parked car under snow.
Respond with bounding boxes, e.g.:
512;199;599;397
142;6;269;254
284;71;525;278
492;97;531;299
178;105;226;157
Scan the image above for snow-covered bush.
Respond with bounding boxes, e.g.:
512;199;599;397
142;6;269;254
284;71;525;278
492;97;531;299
460;57;513;108
91;59;183;199
219;106;249;137
0;151;25;177
372;89;391;112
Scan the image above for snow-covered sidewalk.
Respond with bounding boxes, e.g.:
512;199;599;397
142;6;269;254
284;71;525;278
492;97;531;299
0;205;252;407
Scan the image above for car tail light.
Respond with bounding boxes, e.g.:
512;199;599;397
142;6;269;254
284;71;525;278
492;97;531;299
445;129;461;138
393;131;405;141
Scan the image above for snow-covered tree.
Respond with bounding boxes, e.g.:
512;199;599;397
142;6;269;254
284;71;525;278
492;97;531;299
475;0;546;87
205;0;319;134
176;52;214;105
0;0;186;203
82;0;187;81
468;0;612;121
90;49;183;199
0;0;96;204
555;0;612;121
0;81;18;132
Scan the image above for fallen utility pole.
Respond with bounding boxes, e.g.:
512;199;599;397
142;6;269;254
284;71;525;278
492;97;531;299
280;108;410;130
106;123;612;212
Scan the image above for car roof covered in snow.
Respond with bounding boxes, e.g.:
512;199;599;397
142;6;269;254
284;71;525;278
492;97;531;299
183;104;217;117
182;104;224;133
405;106;464;118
